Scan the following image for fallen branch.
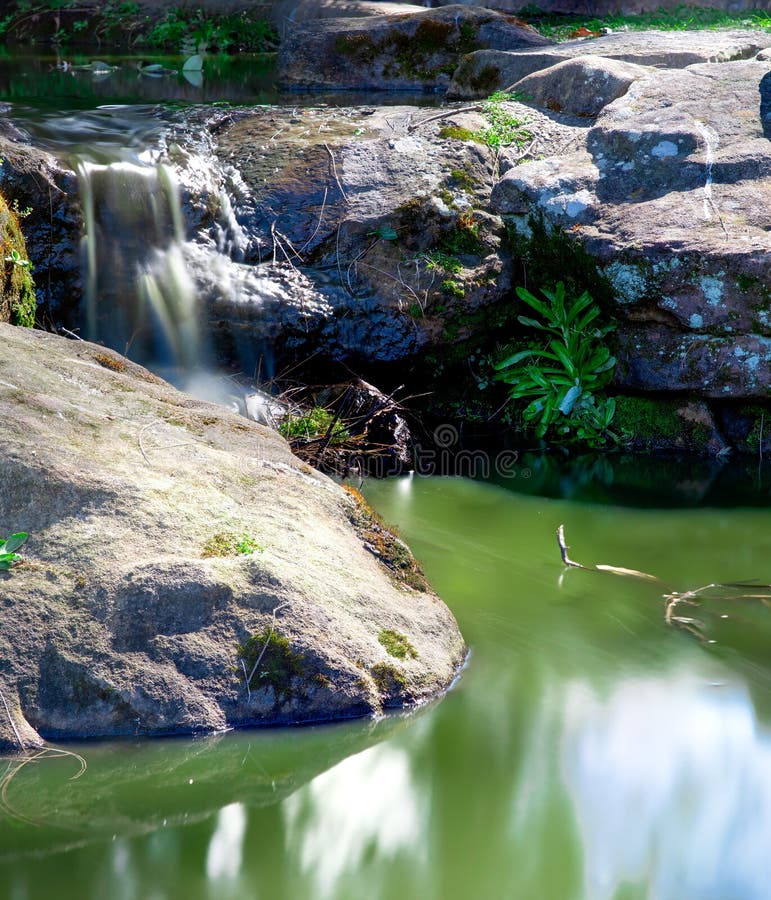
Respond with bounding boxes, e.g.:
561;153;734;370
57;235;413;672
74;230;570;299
557;524;771;639
407;105;483;133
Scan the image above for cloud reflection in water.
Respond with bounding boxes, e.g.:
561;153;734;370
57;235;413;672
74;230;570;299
283;743;426;898
561;672;771;900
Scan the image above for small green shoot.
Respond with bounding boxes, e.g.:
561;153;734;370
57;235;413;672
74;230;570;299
0;532;28;570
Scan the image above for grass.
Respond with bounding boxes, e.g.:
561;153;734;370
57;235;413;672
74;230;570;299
523;5;771;41
279;406;349;444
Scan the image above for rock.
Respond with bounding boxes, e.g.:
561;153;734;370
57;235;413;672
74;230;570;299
271;0;427;24
0;133;80;318
615;326;771;398
431;0;771;15
487;56;771;399
0;325;465;752
206;103;515;370
613;395;728;456
511;55;650;117
447;29;771;98
277;4;552;92
315;380;413;470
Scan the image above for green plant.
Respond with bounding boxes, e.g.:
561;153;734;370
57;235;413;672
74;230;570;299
495;282;616;445
0;532;28;570
279;406;350;444
201;532;263;558
474;92;532;149
4;248;28;268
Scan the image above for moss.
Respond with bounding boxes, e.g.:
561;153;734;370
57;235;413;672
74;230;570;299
343;485;429;591
92;352;127;372
614;396;711;451
468;64;501;94
236;629;305;704
378;628;418;659
439;124;478;142
371;661;407;694
0;191;36;328
449;168;478;192
506;212;615;314
201;532;263;558
736;273;761;294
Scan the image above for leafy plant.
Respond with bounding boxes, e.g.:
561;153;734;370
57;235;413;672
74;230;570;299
0;532;28;570
4;248;29;268
474;92;532;150
279;406;350;444
495;282;616;446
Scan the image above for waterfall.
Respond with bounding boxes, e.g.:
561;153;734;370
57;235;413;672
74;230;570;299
77;157;202;373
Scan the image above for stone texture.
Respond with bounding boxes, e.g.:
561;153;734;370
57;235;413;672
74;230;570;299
489;58;771;398
431;0;771;14
511;55;650;117
0;325;465;752
277;4;553;92
447;29;771;98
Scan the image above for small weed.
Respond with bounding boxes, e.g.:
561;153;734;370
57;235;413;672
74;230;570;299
474;92;532;150
378;628;418;659
201;532;263;558
442;279;465;298
279;406;349;444
236;628;305;704
0;532;28;571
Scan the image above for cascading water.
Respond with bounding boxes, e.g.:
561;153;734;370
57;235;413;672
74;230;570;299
77;155;202;373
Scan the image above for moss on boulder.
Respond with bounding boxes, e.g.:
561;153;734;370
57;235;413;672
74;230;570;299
0;190;35;328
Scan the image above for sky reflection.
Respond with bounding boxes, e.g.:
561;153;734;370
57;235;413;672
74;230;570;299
562;671;771;900
283;743;426;899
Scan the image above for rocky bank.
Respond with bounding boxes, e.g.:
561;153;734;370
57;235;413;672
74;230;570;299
0;325;466;753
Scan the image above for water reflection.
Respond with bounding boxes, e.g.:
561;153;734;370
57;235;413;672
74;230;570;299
562;671;771;900
283;743;427;899
206;803;247;884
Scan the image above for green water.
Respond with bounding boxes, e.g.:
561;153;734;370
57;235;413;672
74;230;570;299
2;474;771;899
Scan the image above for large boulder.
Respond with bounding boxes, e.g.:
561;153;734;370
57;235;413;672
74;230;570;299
277;4;553;91
490;58;771;399
448;29;771;98
0;325;465;753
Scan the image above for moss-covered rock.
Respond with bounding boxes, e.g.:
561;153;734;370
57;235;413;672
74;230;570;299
614;395;727;456
0;190;35;327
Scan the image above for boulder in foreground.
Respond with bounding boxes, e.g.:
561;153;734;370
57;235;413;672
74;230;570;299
0;325;466;753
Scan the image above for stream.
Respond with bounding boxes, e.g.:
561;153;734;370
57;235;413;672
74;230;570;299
3;51;771;900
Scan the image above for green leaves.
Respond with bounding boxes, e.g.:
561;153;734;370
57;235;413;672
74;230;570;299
0;532;28;570
495;281;617;446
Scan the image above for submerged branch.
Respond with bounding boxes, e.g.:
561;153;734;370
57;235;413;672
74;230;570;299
556;524;771;640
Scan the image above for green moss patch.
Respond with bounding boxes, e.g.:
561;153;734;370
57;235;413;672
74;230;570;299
378;628;418;660
371;661;407;694
236;628;305;704
201;532;263;558
0;191;36;328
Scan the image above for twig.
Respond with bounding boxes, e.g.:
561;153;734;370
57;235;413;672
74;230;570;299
297;186;328;255
407;105;483;133
244;601;292;700
324;143;349;203
556;524;662;582
0;688;24;751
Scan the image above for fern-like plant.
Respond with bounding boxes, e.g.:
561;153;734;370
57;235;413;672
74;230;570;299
495;282;616;446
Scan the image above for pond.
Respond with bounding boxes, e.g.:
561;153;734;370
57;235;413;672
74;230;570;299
3;472;771;899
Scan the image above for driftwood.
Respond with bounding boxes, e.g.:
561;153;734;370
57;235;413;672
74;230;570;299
557;524;771;639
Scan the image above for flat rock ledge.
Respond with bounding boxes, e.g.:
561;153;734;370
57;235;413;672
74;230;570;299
0;325;466;754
